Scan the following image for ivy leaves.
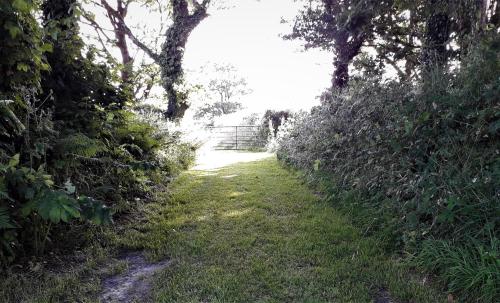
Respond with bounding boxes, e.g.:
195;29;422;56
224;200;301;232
12;0;32;13
4;0;34;38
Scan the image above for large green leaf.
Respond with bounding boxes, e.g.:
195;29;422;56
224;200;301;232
35;190;81;224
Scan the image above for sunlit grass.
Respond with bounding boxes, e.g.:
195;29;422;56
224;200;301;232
116;156;445;302
0;155;446;302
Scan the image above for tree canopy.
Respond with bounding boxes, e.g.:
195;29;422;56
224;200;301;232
286;0;500;88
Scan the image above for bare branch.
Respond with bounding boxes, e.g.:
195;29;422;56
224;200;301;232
122;25;160;61
100;0;160;61
81;12;114;40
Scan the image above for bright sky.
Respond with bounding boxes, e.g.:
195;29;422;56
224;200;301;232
82;0;333;116
183;0;332;113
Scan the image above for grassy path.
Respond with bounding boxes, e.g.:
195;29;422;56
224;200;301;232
118;155;442;302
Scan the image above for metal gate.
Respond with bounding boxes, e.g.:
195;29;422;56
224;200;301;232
207;126;266;150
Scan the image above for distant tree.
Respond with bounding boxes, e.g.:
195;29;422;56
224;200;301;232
193;64;251;123
263;110;291;137
242;113;260;126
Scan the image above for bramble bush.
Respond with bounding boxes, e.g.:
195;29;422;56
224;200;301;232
277;35;499;301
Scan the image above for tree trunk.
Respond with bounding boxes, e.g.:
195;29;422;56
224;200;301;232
421;0;450;72
332;57;349;88
101;0;133;85
162;0;209;120
115;28;133;85
331;31;364;89
477;0;488;32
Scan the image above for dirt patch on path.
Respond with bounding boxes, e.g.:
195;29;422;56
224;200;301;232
374;289;398;303
100;253;170;303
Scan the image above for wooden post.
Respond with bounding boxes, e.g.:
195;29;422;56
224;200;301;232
235;126;238;150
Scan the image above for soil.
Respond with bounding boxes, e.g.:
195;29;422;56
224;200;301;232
100;252;170;303
374;289;398;303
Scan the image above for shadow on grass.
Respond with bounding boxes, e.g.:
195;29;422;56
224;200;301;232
114;156;445;303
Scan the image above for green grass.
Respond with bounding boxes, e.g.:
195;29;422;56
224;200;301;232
0;155;445;302
114;155;445;302
0;244;112;302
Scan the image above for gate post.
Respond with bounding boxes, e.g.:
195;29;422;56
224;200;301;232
235;126;238;150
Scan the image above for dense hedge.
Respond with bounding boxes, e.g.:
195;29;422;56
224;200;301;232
0;0;195;265
277;35;500;301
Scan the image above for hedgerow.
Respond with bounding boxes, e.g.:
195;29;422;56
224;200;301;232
277;35;500;301
0;0;195;266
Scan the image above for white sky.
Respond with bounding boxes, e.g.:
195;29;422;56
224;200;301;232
82;0;333;116
183;0;332;113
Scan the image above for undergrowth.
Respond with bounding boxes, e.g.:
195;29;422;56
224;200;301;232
0;0;195;268
276;34;500;302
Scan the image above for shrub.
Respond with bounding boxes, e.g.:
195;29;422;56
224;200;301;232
0;1;197;266
277;34;500;301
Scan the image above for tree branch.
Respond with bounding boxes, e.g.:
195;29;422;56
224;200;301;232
100;0;160;62
122;25;160;62
81;13;116;61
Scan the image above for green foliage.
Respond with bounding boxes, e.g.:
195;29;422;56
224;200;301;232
0;0;47;98
0;0;196;266
78;196;112;225
0;147;113;260
277;34;500;301
415;239;499;302
55;133;107;158
0;208;14;229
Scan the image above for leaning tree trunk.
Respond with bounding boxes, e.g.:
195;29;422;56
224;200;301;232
331;31;364;89
161;0;208;119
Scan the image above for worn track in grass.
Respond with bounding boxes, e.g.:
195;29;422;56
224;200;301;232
100;253;170;303
116;154;444;302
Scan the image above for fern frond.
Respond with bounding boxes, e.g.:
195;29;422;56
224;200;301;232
56;133;108;157
0;207;14;229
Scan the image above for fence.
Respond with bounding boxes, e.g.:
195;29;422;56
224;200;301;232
207;125;266;150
